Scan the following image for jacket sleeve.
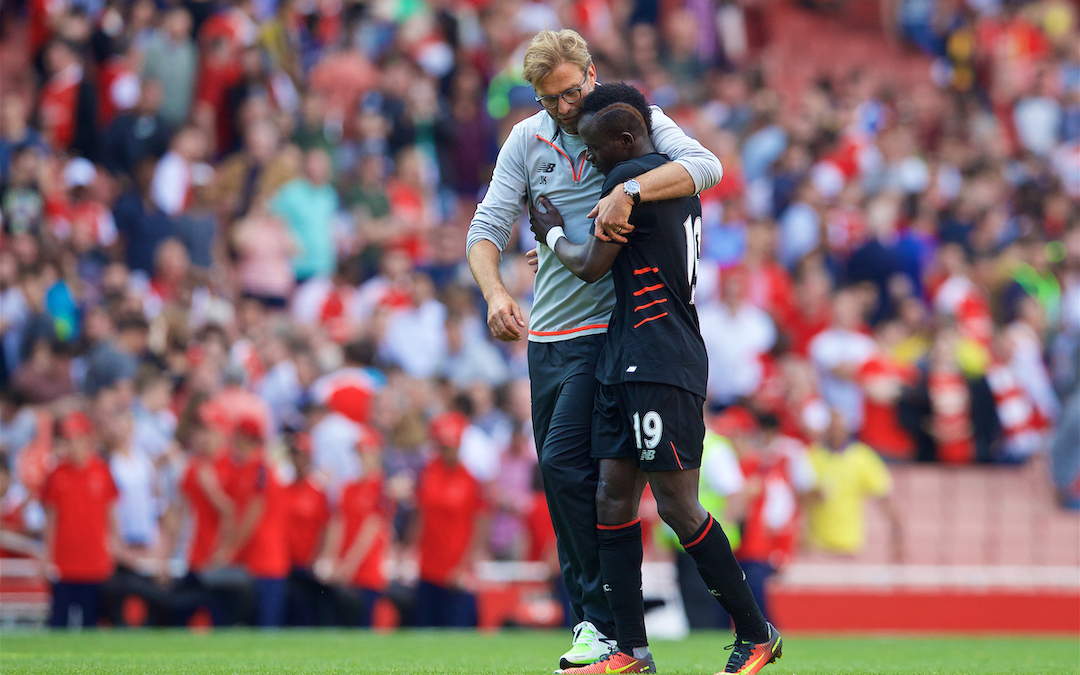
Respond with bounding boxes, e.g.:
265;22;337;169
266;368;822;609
649;105;723;194
466;122;528;259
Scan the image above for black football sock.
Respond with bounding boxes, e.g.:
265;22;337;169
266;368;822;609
598;519;648;651
681;513;769;643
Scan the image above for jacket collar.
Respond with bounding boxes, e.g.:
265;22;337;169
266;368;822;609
535;110;561;144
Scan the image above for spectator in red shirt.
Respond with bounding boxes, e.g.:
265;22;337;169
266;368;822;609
174;400;245;626
41;412;120;628
858;321;918;461
0;453;40;559
321;424;388;627
283;432;333;625
780;255;834;358
36;39;97;160
217;414;289;627
726;409;816;623
411;411;487;628
179;401;234;573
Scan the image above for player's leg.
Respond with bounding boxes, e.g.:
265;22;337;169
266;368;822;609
648;472;780;674
253;576;287;628
79;582;103;628
528;335;616;668
49;581;74;628
648;469;766;636
412;579;439;627
740;561;774;624
636;383;779;675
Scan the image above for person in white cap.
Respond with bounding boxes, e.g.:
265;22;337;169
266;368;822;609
54;158;118;253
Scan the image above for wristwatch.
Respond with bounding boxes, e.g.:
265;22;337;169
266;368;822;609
622;179;641;205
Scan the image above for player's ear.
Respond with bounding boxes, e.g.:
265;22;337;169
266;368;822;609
621;131;635;148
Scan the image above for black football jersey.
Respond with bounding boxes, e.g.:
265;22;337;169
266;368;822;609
594;153;708;398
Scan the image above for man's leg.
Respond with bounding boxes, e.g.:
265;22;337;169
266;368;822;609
740;561;774;623
199;566;256;625
650;469;768;643
528;335;614;639
635;382;779;674
50;582;74;628
356;587;380;627
675;549;732;630
650;470;781;674
253;577;288;628
561;384;655;675
449;588;478;628
286;568;309;626
595;457;648;655
77;582;103;628
412;580;439;627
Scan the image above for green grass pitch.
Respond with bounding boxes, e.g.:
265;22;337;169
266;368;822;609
1;630;1077;674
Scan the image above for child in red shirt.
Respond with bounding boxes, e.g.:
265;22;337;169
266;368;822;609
179;402;235;574
412;412;487;627
218;415;289;627
175;401;241;626
322;424;388;626
282;432;332;625
41;412;120;628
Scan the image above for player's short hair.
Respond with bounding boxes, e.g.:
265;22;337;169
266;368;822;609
522;30;592;88
581;82;653;136
584;103;649;143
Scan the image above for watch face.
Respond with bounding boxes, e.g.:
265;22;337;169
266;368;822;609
625;180;640;194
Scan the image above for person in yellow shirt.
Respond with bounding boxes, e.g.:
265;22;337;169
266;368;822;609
806;410;902;558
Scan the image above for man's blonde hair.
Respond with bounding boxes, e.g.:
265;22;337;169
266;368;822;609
522;29;592;88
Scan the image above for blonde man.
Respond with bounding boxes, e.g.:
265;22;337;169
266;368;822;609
466;29;722;670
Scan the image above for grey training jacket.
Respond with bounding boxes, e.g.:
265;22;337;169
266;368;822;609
466;105;722;343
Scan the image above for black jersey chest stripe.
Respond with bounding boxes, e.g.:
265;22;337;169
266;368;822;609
632;266;658;276
632;283;665;297
632;312;669;329
633;298;667;312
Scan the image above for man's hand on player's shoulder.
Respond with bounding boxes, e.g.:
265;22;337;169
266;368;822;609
528;196;564;243
589;184;634;244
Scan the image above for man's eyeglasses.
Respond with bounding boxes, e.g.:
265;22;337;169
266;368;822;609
535;76;589;110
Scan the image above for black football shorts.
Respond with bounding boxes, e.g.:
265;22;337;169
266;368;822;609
591;381;705;472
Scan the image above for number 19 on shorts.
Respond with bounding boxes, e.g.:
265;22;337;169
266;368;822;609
633;411;663;461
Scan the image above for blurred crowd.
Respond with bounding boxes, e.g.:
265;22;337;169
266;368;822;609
0;0;1077;629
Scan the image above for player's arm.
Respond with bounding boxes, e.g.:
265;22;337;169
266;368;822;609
450;512;490;590
529;196;620;284
336;514;382;583
41;505;57;578
198;464;235;520
592;107;722;243
467;124;530;341
110;506;140;569
227;495;264;554
468;242;526;341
